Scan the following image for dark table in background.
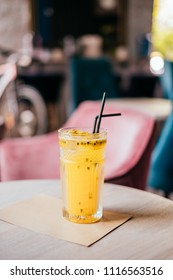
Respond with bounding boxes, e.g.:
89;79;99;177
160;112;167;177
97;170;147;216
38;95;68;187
18;61;161;131
18;63;66;103
113;61;160;98
18;63;67;130
19;60;160;102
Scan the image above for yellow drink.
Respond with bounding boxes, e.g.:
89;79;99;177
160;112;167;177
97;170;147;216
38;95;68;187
58;128;107;223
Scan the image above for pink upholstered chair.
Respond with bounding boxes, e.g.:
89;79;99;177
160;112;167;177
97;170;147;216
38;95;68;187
63;101;156;190
0;100;156;190
0;131;60;181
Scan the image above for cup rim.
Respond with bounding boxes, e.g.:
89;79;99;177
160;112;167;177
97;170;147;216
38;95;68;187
58;127;107;139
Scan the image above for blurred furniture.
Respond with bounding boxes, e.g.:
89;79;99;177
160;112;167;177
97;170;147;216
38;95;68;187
0;101;156;190
148;112;173;197
107;97;172;139
113;60;160;98
69;55;118;111
128;75;158;97
64;101;156;190
1;179;173;259
19;70;64;103
148;2;173;198
107;97;171;119
19;62;67;130
0;131;60;182
159;60;173;101
148;61;173;198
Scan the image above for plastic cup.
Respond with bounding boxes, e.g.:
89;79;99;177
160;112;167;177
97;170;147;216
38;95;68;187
58;127;107;224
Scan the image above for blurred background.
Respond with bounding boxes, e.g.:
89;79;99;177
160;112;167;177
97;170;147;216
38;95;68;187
0;0;152;58
0;0;168;136
1;0;173;197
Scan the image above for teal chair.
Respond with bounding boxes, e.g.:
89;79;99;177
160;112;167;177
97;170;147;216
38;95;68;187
69;55;118;111
148;112;173;197
148;60;173;198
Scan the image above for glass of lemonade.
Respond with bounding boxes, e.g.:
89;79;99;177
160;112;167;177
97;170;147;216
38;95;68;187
58;127;107;224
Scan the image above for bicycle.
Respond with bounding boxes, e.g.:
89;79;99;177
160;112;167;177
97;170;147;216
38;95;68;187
0;48;48;139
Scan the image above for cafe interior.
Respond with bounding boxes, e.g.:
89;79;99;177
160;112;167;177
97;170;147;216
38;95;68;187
0;0;173;200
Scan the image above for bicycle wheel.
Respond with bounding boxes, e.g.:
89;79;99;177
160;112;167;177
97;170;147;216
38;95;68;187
16;84;48;137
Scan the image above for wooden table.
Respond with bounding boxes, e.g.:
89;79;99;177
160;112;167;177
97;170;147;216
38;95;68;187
108;98;172;121
108;98;172;139
0;179;173;260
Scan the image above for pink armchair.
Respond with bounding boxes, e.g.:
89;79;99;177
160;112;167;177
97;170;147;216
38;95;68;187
0;101;156;190
64;101;156;190
0;131;60;181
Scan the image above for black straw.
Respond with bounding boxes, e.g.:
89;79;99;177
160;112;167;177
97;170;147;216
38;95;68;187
93;113;122;133
95;92;107;133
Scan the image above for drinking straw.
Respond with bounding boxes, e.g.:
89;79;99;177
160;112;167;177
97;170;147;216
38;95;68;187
95;92;107;133
92;92;121;133
92;113;121;134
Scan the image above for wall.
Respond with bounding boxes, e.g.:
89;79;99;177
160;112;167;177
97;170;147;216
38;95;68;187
0;0;31;51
